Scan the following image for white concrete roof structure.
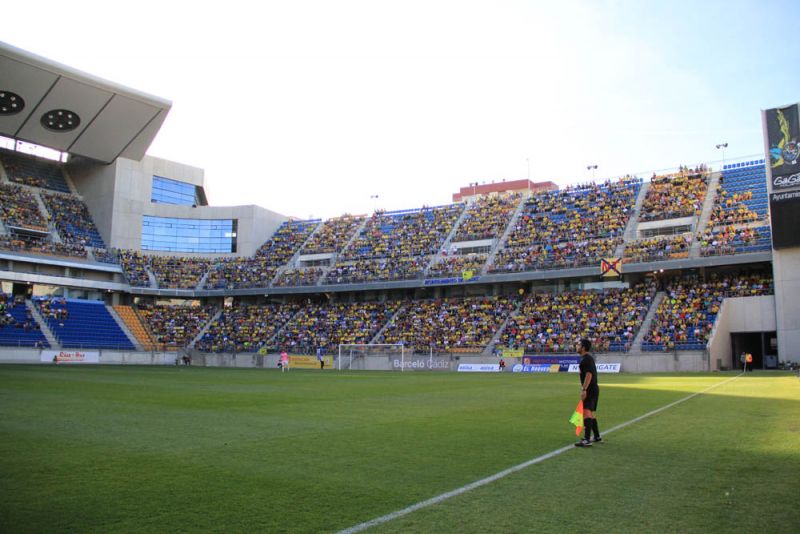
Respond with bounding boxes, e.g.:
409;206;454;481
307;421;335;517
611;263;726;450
0;41;170;164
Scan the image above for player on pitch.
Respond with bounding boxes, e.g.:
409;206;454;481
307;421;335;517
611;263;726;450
575;338;602;447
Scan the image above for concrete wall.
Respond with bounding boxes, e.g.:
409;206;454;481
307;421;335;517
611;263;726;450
595;351;709;372
69;155;287;257
0;347;714;372
68;159;119;249
772;249;800;363
709;295;777;370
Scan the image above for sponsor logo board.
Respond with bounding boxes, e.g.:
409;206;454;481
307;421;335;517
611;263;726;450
289;355;334;369
567;363;621;373
41;350;100;364
457;363;500;373
393;358;450;371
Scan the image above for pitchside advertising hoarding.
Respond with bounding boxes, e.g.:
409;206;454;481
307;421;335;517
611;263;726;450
287;355;334;369
41;350;100;364
567;363;621;373
515;355;580;373
511;356;621;374
396;357;451;371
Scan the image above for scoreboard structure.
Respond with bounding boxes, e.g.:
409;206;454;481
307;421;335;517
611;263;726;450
763;103;800;361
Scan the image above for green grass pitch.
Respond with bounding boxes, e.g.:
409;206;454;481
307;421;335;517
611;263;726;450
0;365;797;533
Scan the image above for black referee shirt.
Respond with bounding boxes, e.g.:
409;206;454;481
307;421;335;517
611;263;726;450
579;353;598;390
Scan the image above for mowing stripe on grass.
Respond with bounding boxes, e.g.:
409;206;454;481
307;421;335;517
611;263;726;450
338;373;742;534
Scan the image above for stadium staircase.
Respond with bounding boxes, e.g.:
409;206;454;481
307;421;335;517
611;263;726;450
481;299;525;355
113;305;157;351
26;300;59;349
32;189;53;231
61;168;77;194
690;171;722;258
423;203;472;276
0;300;49;348
287;221;324;269
632;291;665;350
189;308;222;348
336;216;370;259
368;305;406;344
146;267;158;289
195;269;212;291
617;181;651;256
107;305;143;351
482;194;530;274
318;216;372;284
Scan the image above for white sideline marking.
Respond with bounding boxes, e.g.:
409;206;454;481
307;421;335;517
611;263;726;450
338;374;742;534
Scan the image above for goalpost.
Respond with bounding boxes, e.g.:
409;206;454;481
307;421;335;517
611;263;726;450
337;343;406;371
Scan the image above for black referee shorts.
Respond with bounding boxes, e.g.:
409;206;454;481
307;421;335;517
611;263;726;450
584;387;599;412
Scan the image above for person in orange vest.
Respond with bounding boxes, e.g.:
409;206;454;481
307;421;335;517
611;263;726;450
745;352;753;372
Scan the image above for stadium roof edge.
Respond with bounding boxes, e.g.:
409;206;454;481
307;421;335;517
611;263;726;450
0;41;171;164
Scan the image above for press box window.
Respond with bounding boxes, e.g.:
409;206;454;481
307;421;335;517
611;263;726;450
151;176;202;206
142;216;237;253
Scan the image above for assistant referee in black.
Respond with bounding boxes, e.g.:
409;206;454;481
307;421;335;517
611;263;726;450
575;338;602;447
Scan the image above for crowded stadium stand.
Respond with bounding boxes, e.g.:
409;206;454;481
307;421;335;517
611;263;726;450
710;161;769;227
273;301;401;354
452;194;522;242
136;304;215;350
40;191;106;249
0;182;49;232
203;219;320;290
426;253;488;278
196;303;301;353
499;283;656;353
325;205;464;284
638;166;709;222
299;215;364;255
642;273;773;351
0;43;793;372
0;148;71;193
489;178;639;273
377;296;516;353
624;233;692;264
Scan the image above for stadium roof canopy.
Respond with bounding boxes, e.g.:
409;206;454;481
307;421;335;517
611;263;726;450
0;41;171;164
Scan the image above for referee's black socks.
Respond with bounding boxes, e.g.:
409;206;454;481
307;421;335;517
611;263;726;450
584;418;593;441
592;418;600;440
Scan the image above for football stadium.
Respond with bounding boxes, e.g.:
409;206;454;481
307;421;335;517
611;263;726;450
1;5;799;532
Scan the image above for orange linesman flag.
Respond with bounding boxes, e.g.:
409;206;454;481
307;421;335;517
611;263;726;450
601;257;622;278
569;400;584;436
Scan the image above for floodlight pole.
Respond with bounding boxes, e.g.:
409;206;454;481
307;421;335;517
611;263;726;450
716;143;728;171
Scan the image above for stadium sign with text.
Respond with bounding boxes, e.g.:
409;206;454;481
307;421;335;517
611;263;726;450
457;363;500;372
289;355;334;369
393;358;451;371
567;363;621;373
522;355;580;372
512;364;557;373
41;350;100;364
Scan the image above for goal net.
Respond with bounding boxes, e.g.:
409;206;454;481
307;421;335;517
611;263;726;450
337;343;406;371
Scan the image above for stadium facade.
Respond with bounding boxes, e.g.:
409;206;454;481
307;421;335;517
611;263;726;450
0;42;796;371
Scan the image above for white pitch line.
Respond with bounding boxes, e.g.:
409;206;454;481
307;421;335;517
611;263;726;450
337;373;742;534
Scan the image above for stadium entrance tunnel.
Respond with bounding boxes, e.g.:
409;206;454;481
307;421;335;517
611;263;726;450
730;331;777;370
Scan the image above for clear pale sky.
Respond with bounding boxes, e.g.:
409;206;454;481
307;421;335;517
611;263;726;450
3;0;798;219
